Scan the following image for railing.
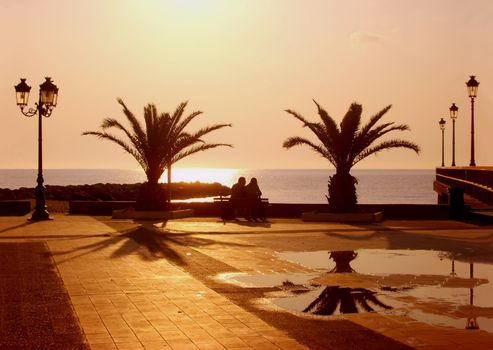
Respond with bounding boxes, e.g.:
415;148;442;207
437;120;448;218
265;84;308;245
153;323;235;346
436;167;493;205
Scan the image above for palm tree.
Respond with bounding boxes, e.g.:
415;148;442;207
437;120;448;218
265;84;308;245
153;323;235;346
83;98;231;210
303;286;392;315
283;101;420;212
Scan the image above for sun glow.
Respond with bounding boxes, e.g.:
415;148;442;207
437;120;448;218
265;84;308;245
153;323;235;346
156;0;225;17
160;168;239;186
167;0;212;11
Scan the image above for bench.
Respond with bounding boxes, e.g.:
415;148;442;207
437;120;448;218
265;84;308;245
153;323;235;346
213;196;269;220
0;200;31;216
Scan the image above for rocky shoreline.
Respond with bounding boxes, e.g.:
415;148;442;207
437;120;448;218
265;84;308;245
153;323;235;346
0;182;231;201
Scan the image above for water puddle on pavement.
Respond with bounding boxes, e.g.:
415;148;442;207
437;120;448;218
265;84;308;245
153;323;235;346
219;249;493;332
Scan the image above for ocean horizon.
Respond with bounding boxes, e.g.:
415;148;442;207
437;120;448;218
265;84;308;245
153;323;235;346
0;168;436;204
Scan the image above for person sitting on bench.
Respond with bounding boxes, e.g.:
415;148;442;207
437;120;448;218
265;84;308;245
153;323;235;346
245;177;265;221
228;177;246;219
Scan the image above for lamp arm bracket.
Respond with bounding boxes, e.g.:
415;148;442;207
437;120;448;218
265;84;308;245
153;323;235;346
40;104;54;118
19;105;37;117
19;103;55;118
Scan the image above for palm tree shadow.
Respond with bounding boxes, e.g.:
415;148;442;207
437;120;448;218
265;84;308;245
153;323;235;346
53;226;186;266
111;226;186;264
323;231;385;241
53;224;253;266
231;220;272;228
215;219;271;228
0;221;35;234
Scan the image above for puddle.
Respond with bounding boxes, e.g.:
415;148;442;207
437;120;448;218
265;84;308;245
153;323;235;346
220;249;493;332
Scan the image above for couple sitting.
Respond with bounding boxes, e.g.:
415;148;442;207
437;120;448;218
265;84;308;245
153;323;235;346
228;177;265;221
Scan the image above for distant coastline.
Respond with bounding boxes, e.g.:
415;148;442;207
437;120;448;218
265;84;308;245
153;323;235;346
0;182;230;202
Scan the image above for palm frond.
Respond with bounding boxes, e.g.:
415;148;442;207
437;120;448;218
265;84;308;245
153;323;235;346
171;143;232;164
285;109;335;150
353;139;420;165
312;100;340;138
168;101;188;133
354;124;410;157
117;98;147;143
339;103;362;163
82;131;147;169
190;123;232;139
172;110;203;136
100;118;146;156
357;105;392;139
283;136;335;165
340;103;362;145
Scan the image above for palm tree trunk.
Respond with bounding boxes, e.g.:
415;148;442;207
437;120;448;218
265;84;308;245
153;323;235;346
328;171;357;212
167;163;172;204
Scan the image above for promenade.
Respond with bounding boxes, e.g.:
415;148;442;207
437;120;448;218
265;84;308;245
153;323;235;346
1;215;493;349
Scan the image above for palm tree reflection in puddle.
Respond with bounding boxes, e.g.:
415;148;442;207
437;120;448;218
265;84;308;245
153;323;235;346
303;286;392;315
300;251;392;316
328;251;358;273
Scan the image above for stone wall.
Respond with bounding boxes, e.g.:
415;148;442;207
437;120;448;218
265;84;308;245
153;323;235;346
69;200;450;219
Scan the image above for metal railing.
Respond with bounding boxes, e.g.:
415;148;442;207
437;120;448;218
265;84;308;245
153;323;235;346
436;167;493;205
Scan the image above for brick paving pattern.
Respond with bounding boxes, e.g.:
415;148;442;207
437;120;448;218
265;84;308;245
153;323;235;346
1;216;493;349
0;242;88;349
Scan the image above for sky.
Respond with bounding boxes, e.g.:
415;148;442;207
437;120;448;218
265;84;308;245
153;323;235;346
1;0;492;170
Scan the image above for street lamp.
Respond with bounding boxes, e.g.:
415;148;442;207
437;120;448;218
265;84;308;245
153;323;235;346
14;77;59;220
466;75;479;166
449;103;458;166
439;118;446;167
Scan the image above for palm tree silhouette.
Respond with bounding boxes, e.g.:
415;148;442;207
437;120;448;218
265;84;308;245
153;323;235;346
301;250;391;315
328;250;358;273
83;99;231;210
283;101;420;212
303;286;392;315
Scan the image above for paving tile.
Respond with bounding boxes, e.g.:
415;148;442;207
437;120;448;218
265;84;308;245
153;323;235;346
216;336;249;348
112;335;141;343
90;343;119;350
116;342;145;350
195;342;227;350
159;329;190;341
167;339;200;350
142;341;173;349
5;216;493;349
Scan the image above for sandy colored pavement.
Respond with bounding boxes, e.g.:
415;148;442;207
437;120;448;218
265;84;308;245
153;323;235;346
1;215;493;349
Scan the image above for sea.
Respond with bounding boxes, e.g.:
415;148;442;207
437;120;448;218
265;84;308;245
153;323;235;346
0;168;436;204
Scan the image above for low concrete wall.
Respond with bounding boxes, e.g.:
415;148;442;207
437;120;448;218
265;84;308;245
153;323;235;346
269;203;450;219
0;200;31;216
70;201;136;215
70;200;451;219
357;204;451;220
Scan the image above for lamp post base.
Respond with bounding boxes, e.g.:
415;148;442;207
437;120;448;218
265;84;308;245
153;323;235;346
29;210;52;221
29;184;52;221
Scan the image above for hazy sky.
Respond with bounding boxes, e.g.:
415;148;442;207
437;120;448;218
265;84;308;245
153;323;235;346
1;0;492;170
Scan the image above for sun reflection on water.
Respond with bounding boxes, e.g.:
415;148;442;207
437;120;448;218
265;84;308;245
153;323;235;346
159;168;240;186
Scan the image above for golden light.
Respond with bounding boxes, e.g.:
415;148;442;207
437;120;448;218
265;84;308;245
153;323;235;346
159;168;239;186
158;0;226;17
167;0;212;11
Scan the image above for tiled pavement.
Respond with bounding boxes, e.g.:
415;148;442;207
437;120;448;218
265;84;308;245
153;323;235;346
1;215;493;349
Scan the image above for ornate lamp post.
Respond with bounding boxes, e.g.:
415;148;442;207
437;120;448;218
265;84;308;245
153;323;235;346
466;75;479;166
439;118;446;167
14;77;59;220
449;103;458;166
